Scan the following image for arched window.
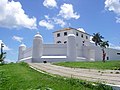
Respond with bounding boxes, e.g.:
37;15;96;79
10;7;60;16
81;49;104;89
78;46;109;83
57;41;61;43
64;41;67;44
76;32;78;36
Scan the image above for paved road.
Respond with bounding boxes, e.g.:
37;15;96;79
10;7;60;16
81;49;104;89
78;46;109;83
28;63;120;85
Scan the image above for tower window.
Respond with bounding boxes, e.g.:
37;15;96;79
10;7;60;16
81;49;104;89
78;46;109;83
76;32;78;36
86;36;88;39
57;41;61;43
82;40;85;46
57;33;60;37
64;32;67;36
81;34;83;38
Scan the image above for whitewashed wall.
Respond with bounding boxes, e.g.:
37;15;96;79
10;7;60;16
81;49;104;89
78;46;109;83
106;48;120;60
23;47;32;58
22;44;67;59
43;44;67;56
77;48;83;57
53;30;73;44
94;46;103;61
19;43;120;62
88;46;120;61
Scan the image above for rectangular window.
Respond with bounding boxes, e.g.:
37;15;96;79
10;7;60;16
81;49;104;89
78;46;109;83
86;36;88;39
57;33;60;37
81;34;83;38
117;53;120;55
76;32;78;36
64;32;67;36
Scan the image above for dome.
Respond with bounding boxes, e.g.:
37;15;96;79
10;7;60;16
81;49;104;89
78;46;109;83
34;32;42;38
19;43;26;47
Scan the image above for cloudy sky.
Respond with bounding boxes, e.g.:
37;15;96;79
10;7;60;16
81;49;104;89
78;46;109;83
0;0;120;62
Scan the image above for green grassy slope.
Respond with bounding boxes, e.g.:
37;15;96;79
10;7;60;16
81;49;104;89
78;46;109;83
0;62;112;90
54;61;120;70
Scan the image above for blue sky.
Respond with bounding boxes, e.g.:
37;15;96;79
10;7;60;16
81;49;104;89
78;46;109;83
0;0;120;62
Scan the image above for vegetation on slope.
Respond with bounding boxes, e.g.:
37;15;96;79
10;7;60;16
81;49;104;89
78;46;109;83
0;62;112;90
54;61;120;70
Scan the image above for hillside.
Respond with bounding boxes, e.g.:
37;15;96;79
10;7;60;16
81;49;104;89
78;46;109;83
0;62;112;90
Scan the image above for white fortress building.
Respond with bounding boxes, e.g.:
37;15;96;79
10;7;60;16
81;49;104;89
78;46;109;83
18;27;120;63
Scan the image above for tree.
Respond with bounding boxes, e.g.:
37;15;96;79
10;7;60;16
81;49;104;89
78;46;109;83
0;52;6;63
92;33;109;62
100;41;109;62
92;33;104;46
0;43;6;64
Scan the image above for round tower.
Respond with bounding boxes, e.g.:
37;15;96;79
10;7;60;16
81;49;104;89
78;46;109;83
18;43;26;61
67;34;77;61
32;32;43;62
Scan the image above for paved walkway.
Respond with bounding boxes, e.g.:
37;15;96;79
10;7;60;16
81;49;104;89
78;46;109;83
28;63;120;85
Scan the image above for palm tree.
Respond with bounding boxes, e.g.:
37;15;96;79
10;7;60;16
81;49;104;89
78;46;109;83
100;41;109;62
92;33;109;62
92;33;104;46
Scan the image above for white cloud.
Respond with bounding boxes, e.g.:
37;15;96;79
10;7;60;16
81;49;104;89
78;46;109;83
58;3;80;19
44;15;50;20
39;20;54;30
105;0;120;15
109;43;120;50
39;15;66;29
0;40;11;51
0;0;37;29
105;0;120;23
116;17;120;23
77;28;85;33
53;18;66;27
43;0;57;8
12;36;23;43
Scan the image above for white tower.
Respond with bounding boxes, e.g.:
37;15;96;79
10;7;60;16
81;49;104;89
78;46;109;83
32;32;43;62
18;43;26;61
67;34;77;61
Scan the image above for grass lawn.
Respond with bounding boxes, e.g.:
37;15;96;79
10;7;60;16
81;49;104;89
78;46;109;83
54;61;120;70
0;62;112;90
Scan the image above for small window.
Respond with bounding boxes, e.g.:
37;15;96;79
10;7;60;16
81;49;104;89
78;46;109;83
76;32;78;36
86;36;88;39
82;41;85;46
64;41;67;44
57;33;60;37
57;41;61;43
64;32;67;36
81;34;83;38
82;41;85;43
117;53;120;55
